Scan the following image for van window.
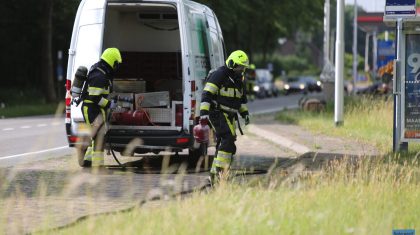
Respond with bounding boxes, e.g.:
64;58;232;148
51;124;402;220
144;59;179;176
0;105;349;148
73;24;103;72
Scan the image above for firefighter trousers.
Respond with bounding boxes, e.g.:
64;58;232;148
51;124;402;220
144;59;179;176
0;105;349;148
208;110;237;175
81;104;107;166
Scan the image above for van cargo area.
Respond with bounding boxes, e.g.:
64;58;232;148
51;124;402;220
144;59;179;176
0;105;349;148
104;3;182;127
102;2;187;152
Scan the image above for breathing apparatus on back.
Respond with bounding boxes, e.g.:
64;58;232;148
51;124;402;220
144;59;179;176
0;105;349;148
70;66;88;106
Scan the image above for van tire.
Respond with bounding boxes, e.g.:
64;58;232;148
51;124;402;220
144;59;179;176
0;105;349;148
77;147;91;168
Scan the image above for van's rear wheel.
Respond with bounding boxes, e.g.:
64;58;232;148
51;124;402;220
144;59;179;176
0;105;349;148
77;146;91;168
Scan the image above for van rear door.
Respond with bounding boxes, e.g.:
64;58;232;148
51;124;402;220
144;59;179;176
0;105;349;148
203;7;224;68
182;2;212;123
70;0;107;122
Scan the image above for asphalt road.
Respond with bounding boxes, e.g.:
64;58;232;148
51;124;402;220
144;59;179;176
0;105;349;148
0;94;303;167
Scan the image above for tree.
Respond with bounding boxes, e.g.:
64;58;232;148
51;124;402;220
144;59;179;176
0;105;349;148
41;0;56;102
197;0;324;63
0;0;78;103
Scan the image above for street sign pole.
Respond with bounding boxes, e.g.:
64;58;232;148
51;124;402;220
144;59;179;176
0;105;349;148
385;0;415;152
352;0;358;94
335;0;344;126
393;19;403;152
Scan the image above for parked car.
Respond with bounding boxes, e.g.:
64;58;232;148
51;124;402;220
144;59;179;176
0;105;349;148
283;76;322;95
254;69;279;98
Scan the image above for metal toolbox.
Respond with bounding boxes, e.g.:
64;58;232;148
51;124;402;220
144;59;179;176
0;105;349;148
135;91;170;108
113;79;146;93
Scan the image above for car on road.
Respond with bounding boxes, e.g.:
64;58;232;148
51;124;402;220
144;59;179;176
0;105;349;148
283;76;322;95
254;69;279;98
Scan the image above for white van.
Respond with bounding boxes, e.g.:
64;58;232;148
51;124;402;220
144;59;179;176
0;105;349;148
64;0;226;165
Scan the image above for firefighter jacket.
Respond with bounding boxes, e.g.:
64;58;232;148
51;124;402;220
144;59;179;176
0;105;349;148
200;66;249;117
83;60;114;109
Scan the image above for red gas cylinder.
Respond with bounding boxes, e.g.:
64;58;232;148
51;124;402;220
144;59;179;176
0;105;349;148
112;110;150;126
193;118;210;143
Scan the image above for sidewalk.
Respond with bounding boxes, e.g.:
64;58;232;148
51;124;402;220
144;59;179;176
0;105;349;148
247;114;379;158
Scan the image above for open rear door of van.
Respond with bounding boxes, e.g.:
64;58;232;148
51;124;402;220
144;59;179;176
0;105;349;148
70;0;107;122
203;7;225;68
182;2;212;123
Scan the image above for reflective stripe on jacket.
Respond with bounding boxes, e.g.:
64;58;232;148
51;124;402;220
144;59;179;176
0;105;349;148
200;66;249;117
84;61;113;109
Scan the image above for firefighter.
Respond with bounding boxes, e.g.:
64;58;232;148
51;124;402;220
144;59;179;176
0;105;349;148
81;48;122;167
199;50;250;183
244;64;256;101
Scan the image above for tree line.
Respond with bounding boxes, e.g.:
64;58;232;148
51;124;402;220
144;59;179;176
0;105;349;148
0;0;324;103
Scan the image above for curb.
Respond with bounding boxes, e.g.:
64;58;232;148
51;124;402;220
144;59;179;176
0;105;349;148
248;124;310;155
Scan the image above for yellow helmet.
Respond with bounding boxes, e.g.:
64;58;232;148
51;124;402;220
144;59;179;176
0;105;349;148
101;48;122;69
225;50;249;69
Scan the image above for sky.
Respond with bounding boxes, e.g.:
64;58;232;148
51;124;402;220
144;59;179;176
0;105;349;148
345;0;386;12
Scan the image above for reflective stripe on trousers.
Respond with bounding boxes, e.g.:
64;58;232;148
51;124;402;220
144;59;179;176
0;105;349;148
210;150;233;174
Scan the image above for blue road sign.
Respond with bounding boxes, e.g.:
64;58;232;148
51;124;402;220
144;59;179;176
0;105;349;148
377;40;395;70
385;0;416;18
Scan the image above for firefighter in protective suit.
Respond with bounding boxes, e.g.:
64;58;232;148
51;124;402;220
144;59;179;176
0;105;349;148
199;50;250;182
81;48;122;167
244;64;256;101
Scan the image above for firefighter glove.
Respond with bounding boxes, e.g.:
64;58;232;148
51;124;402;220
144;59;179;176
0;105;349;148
244;115;250;125
110;100;117;110
200;115;209;121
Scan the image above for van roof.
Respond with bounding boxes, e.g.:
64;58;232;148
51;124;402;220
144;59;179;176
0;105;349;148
108;0;181;3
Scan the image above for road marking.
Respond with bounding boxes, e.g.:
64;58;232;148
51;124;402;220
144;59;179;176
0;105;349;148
51;122;61;126
0;146;69;160
21;126;31;129
37;124;47;127
2;128;14;131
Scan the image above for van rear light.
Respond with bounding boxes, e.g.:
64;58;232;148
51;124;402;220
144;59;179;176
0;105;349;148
65;97;72;106
175;103;183;126
176;138;189;144
191;80;196;92
66;79;71;91
68;136;79;143
191;100;196;109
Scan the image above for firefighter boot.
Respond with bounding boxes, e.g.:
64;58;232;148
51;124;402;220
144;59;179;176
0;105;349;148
84;146;93;161
209;167;225;186
91;151;105;167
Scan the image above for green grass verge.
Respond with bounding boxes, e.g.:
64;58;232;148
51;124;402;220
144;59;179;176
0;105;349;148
0;103;62;118
276;96;416;154
0;87;65;118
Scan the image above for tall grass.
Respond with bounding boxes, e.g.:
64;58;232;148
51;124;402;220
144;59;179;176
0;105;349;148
49;157;419;235
277;96;394;153
2;95;418;234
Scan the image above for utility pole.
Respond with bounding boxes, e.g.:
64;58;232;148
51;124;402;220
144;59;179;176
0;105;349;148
335;0;344;126
352;0;358;93
323;0;331;65
364;33;370;72
372;30;378;79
